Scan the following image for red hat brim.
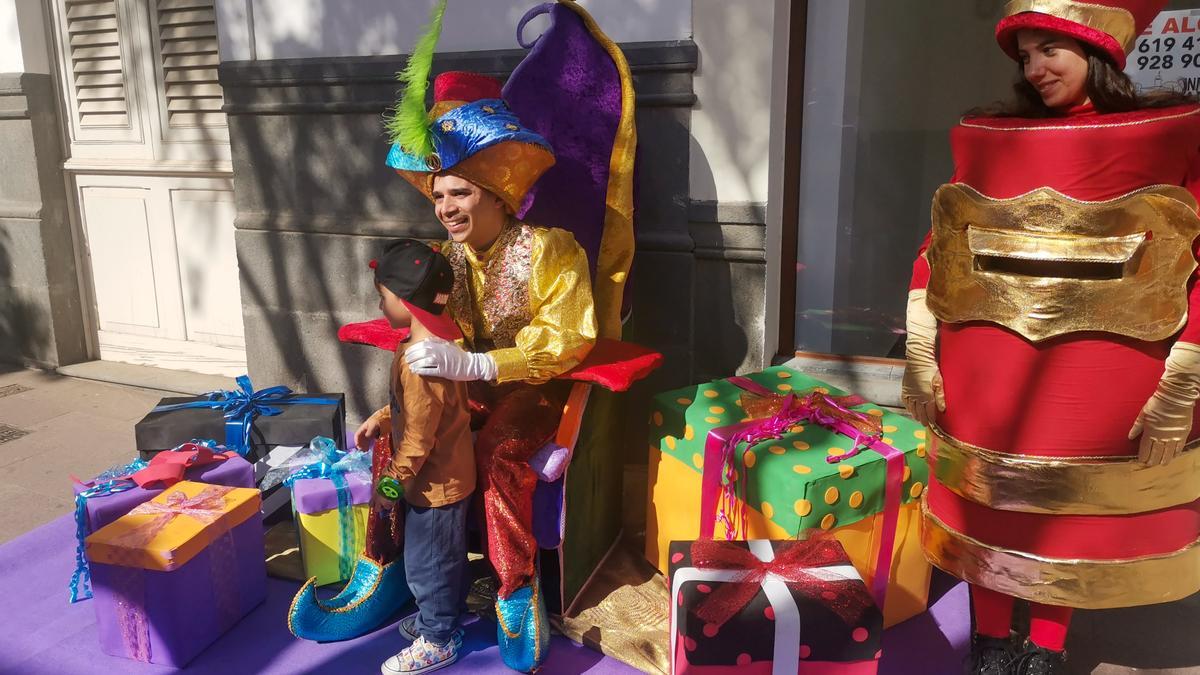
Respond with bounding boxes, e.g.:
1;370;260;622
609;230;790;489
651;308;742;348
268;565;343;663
996;12;1128;68
400;299;463;342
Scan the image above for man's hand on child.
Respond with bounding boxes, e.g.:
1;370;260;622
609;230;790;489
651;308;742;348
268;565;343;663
406;338;498;381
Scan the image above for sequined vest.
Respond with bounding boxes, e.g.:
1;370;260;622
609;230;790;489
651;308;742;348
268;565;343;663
444;222;535;350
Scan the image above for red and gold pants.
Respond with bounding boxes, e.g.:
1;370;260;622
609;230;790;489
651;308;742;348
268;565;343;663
469;381;568;599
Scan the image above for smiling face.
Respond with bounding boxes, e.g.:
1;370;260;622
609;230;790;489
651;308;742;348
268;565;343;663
430;173;509;251
1017;29;1090;110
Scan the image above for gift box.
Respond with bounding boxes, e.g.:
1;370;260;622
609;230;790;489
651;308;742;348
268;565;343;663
134;376;346;461
75;452;254;535
292;475;371;586
669;538;882;674
646;366;932;626
69;447;255;603
254;444;307;522
85;481;266;666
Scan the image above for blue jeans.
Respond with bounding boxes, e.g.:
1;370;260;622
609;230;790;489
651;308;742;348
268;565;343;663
404;496;471;645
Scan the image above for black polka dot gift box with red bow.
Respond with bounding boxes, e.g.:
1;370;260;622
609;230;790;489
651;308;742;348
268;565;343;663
668;536;883;674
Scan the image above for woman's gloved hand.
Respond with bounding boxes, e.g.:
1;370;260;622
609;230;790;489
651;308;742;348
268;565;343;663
901;289;945;427
1129;341;1200;465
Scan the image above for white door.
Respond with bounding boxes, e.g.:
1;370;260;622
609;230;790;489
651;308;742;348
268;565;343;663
52;0;246;376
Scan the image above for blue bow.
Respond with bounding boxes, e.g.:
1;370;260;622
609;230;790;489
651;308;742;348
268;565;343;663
69;478;138;603
152;375;339;457
284;437;372;580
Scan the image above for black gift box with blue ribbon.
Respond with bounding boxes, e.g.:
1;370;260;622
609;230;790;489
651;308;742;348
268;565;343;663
134;376;346;462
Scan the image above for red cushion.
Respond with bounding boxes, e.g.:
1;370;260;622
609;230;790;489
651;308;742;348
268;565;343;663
337;318;410;351
337;319;662;392
560;339;662;392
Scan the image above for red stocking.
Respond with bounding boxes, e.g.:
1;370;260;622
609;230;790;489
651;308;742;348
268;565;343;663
971;584;1015;639
1029;603;1073;652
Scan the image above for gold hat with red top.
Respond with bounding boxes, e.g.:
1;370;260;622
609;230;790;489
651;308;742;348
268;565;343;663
995;0;1167;69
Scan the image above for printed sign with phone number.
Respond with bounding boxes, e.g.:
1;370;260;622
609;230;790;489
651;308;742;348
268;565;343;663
1127;10;1200;93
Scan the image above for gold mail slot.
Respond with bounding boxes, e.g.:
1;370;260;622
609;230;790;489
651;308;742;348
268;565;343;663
926;183;1200;342
967;225;1146;264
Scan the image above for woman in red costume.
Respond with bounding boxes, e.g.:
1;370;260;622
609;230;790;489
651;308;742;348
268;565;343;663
902;2;1200;673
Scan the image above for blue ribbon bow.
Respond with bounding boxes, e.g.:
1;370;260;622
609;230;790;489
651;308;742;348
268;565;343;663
284;437;371;580
152;375;339;457
69;478;138;603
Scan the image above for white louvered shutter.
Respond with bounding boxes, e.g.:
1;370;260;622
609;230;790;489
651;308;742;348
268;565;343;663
155;0;225;129
65;0;130;128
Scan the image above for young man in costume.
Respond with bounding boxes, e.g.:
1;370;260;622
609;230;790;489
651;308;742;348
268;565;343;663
903;1;1200;673
368;5;596;670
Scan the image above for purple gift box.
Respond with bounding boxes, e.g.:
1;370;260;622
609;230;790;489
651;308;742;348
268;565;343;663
290;475;372;515
74;455;254;535
86;483;267;667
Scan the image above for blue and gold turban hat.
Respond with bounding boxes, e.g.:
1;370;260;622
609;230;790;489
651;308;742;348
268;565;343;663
384;0;555;213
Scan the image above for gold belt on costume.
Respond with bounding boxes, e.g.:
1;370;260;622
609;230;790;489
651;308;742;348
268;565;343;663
925;184;1200;342
921;499;1200;609
927;425;1200;515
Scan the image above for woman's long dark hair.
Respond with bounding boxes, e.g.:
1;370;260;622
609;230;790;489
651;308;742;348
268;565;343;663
968;42;1197;117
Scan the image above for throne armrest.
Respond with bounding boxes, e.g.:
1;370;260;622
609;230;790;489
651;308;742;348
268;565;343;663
338;319;662;392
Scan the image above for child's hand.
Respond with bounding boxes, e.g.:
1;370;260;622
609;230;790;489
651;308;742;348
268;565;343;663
354;413;384;450
371;489;397;514
371;470;402;513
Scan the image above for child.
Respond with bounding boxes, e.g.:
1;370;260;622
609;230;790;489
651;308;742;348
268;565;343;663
354;239;474;675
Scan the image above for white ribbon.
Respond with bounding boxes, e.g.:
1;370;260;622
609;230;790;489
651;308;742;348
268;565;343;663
669;539;863;675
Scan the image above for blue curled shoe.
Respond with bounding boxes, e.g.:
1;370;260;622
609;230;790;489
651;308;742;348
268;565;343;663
495;577;550;673
287;556;412;642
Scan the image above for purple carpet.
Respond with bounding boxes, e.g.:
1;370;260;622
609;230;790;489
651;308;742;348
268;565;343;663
0;515;971;674
880;571;971;675
0;515;637;674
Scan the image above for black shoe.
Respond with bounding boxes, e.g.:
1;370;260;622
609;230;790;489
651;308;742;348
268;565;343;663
1012;641;1067;675
965;633;1016;675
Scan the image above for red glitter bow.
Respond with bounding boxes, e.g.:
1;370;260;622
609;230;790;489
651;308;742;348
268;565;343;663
689;536;874;629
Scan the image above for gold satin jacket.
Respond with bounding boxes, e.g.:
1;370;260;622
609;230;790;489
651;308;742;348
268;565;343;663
444;221;597;384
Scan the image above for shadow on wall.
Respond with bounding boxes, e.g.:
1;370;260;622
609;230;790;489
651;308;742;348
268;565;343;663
686;0;773;206
0;222;51;367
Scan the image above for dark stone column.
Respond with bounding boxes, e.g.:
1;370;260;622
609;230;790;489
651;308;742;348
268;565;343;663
0;73;87;368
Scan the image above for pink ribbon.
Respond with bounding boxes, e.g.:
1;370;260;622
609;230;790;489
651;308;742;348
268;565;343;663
111;485;234;556
698;377;904;611
108;485;235;662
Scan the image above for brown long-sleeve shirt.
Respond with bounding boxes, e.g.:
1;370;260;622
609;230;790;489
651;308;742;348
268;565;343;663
381;341;475;507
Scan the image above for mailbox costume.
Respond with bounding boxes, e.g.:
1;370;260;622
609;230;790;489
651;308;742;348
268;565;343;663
907;0;1200;672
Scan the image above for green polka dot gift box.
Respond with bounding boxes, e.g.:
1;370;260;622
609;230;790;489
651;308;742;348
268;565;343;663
644;365;932;626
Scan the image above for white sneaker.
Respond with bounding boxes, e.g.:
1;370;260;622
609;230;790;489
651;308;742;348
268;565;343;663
381;635;460;675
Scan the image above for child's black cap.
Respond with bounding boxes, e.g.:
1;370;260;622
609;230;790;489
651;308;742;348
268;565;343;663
372;239;461;341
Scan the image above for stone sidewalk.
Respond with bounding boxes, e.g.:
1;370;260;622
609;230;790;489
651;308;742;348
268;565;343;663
1;365;1199;674
0;365;162;544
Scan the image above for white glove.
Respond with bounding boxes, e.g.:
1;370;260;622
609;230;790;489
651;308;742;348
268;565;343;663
404;338;498;382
